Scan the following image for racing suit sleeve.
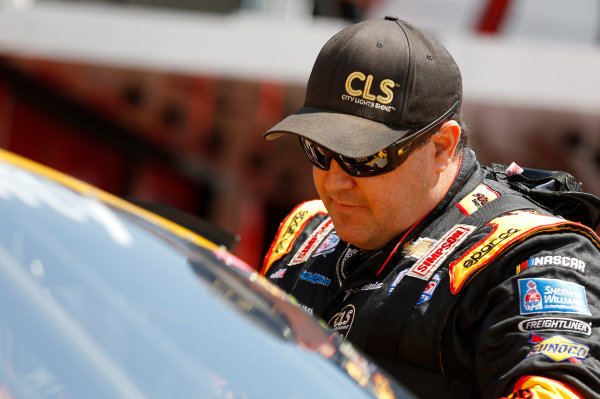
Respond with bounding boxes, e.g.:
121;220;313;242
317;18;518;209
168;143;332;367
260;200;327;276
447;229;600;398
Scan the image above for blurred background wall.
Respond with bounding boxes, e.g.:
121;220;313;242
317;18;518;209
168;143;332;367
1;0;599;268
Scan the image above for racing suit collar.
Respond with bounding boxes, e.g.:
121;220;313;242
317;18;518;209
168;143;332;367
374;149;481;276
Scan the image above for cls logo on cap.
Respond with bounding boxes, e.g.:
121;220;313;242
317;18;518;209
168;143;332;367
344;71;396;104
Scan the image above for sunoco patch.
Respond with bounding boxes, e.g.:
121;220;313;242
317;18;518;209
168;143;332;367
527;333;589;364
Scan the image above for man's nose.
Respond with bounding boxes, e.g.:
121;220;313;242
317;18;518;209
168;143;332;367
324;159;355;191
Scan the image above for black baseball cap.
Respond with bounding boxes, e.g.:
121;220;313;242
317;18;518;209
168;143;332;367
264;16;462;158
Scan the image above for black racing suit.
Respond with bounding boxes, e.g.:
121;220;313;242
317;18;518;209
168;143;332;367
261;150;600;398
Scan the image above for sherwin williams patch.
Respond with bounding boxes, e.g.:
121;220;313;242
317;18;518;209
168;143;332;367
518;278;590;315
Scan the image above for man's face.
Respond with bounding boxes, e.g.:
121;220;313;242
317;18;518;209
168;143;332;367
313;142;439;250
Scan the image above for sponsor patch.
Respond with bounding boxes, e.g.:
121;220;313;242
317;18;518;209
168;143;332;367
388;270;442;306
299;270;331;287
298;304;314;316
518;278;590;315
518;317;592;336
289;218;334;265
450;211;573;294
519;255;586;274
456;183;500;216
262;200;326;274
527;334;589;364
328;304;356;339
403;237;436;259
269;268;286;279
505;162;524;177
417;273;442;305
408;224;475;280
343;71;397;112
343;282;383;301
313;231;340;257
388;269;408;295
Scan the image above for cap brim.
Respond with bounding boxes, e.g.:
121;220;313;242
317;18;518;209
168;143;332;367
263;106;410;158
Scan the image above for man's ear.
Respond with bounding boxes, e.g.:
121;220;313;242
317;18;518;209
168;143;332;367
431;120;461;172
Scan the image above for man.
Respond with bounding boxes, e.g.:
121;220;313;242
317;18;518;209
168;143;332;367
260;16;600;398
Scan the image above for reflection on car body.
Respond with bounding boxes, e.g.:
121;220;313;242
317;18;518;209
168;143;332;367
0;149;415;399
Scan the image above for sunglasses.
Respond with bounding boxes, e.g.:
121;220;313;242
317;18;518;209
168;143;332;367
300;101;460;177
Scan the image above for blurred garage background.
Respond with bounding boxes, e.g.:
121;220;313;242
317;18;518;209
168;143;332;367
1;0;599;268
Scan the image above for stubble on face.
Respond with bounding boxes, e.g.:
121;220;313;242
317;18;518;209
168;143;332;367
313;146;436;250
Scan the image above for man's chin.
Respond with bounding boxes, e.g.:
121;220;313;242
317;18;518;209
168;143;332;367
333;226;377;250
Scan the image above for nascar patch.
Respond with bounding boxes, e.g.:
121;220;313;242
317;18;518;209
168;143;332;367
261;200;327;274
455;183;500;216
518;255;586;274
518;278;590;315
289;218;334;265
527;333;589;364
449;211;581;294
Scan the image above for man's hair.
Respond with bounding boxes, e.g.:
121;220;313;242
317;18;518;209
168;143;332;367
414;115;471;157
455;118;471;154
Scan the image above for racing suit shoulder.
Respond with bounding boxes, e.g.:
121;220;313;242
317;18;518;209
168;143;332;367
449;209;600;295
261;200;327;275
444;215;600;398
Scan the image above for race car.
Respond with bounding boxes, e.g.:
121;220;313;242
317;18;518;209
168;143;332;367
0;148;414;399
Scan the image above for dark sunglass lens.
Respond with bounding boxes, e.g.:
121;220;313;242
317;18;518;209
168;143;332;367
301;138;330;170
339;150;390;177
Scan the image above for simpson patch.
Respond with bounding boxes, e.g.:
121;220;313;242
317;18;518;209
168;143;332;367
289;218;334;265
408;224;475;280
450;211;577;294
